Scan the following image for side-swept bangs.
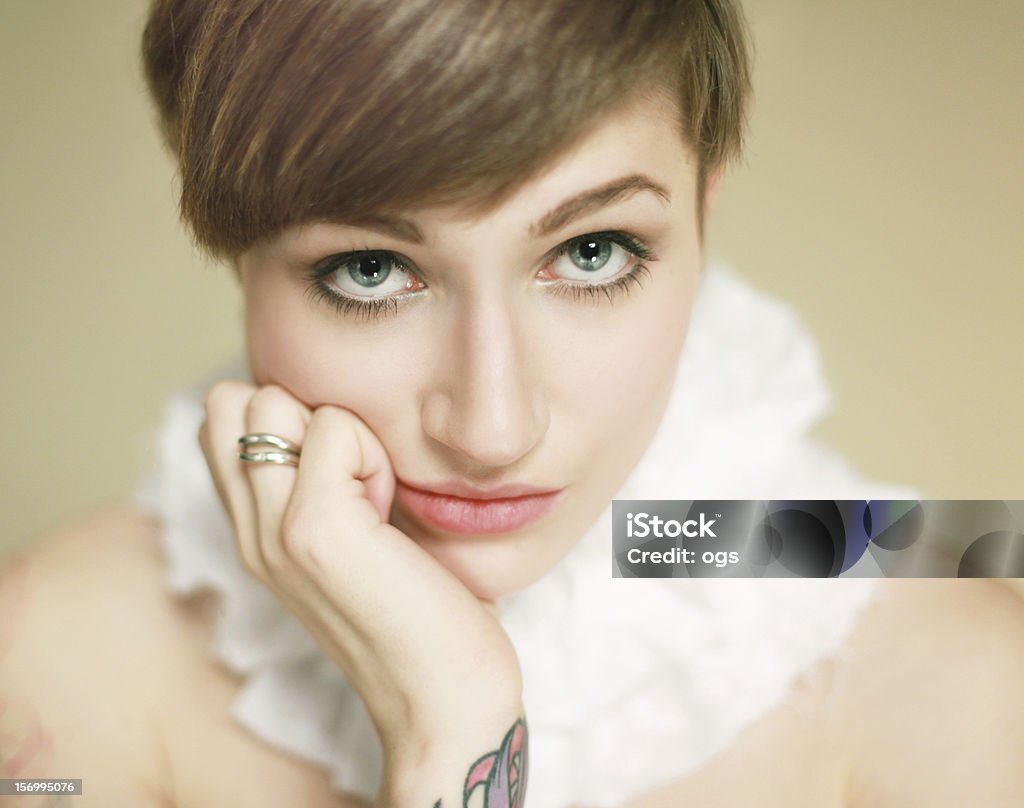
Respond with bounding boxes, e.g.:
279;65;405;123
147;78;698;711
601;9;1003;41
143;0;751;258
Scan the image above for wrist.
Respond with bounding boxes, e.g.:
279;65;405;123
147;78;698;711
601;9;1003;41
378;704;528;808
378;661;524;748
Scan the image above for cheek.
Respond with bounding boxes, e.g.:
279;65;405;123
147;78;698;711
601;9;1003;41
546;266;696;454
244;283;410;415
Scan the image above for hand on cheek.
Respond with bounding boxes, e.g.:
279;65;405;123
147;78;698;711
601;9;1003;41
197;380;524;758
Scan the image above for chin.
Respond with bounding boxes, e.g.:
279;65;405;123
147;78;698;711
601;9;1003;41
459;571;517;602
416;533;554;602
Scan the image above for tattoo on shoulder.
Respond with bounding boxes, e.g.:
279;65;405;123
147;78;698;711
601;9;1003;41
433;717;528;808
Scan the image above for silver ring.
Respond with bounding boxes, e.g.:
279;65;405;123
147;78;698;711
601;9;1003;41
238;433;301;455
238;450;299;467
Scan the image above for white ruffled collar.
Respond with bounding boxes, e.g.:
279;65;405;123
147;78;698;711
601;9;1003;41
136;262;920;807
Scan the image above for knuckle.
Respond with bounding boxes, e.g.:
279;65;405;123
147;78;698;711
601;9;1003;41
247;385;309;442
204;379;253;417
280;500;325;570
282;531;313;573
201;384;222;415
248;384;292;416
280;505;308;557
259;535;290;577
318;403;353;422
311;404;356;435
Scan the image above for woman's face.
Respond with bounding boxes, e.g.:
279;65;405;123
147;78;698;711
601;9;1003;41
237;92;707;600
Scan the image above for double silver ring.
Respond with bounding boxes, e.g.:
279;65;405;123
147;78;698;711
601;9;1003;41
238;433;301;467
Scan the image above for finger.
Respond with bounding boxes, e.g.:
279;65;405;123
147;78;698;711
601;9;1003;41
296;405;396;527
285;406;398;578
201;379;264;580
356;425;397;525
198;419;233;518
243;385;311;573
287;406;451;664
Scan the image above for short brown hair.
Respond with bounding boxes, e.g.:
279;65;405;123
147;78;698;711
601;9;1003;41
142;0;752;259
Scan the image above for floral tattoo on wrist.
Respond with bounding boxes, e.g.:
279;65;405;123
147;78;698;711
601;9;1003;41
433;717;528;808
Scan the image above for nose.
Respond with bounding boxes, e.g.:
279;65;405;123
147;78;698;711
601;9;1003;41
421;293;548;469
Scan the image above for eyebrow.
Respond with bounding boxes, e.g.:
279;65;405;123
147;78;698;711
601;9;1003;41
340;173;672;245
528;173;671;239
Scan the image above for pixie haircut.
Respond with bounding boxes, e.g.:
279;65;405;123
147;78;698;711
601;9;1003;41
142;0;752;260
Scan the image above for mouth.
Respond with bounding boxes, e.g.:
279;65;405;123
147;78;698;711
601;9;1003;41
394;479;565;535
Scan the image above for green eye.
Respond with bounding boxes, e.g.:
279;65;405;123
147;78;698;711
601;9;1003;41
568;237;614;272
314;250;419;299
552;234;631;282
345;253;394;287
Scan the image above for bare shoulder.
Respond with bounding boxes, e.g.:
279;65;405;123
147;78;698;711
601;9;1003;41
0;506;367;808
616;579;1024;808
833;578;1024;807
0;507;172;805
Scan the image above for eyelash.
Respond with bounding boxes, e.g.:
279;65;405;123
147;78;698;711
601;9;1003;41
303;230;657;321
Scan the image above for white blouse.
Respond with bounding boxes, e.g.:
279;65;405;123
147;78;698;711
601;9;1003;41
135;262;921;807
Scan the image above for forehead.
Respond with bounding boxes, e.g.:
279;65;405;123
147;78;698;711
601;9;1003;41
319;92;696;245
412;90;695;231
258;90;696;260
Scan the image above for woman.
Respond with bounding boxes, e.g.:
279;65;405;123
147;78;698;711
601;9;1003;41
1;1;1021;806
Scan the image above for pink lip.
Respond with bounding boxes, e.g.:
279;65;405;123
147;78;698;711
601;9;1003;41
395;479;565;535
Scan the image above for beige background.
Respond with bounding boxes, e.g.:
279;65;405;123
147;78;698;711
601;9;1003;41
2;1;1022;558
